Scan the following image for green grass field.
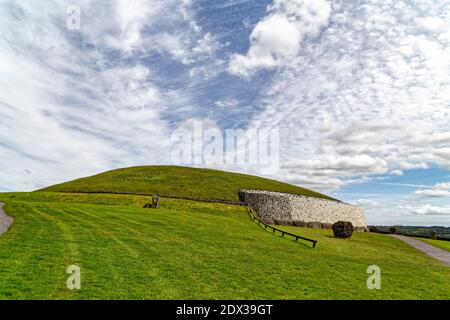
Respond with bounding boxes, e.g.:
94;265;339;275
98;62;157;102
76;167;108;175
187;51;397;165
415;237;450;252
0;192;449;300
39;166;335;202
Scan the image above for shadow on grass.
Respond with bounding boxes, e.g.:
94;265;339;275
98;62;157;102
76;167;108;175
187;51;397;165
324;235;354;241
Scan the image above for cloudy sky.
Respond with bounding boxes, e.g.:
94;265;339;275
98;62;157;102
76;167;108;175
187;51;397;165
1;0;450;226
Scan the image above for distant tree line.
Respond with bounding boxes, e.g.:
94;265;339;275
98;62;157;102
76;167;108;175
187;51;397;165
369;225;450;240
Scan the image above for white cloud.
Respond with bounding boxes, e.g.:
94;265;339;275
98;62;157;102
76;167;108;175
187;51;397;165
214;99;239;108
113;0;158;51
0;0;214;191
415;180;450;197
390;170;404;176
229;0;332;77
435;182;450;190
415;189;450;197
350;199;382;209
409;204;450;216
236;0;450;193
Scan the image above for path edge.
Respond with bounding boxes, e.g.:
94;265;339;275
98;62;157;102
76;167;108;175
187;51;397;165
0;202;14;236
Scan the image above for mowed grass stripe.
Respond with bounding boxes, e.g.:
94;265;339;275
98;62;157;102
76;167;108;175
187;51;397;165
25;203;85;299
60;205;178;299
38;203;230;299
50;205;134;298
0;202;75;299
41;204;171;299
68;204;274;299
0;203;44;298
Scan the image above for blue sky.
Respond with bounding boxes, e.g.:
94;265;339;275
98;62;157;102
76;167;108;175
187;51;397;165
1;0;450;226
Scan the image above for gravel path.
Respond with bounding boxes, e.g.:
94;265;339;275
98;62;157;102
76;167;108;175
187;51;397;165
0;202;13;236
390;234;450;266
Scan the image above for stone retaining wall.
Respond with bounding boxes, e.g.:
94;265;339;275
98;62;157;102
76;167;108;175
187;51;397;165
239;190;367;231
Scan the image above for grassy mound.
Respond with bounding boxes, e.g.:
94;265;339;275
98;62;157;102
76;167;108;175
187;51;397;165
39;166;335;202
0;192;449;299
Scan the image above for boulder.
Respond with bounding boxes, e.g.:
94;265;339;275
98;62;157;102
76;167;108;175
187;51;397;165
152;196;160;208
143;196;161;209
332;221;354;239
307;221;322;229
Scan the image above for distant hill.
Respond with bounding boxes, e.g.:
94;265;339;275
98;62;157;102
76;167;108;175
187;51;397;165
39;165;335;202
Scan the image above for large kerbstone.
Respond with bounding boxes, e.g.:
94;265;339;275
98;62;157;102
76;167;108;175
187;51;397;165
307;221;322;229
321;222;333;229
293;220;307;227
332;221;354;239
274;219;293;226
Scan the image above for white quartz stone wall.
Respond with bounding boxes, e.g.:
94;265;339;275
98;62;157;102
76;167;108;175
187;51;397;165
240;190;367;229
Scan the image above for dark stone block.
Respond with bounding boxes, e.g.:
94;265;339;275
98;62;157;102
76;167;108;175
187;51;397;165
293;220;306;227
274;219;283;225
321;222;333;229
274;219;292;226
307;221;322;229
332;221;354;239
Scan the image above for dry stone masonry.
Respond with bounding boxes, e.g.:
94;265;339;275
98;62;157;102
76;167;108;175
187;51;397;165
239;190;367;232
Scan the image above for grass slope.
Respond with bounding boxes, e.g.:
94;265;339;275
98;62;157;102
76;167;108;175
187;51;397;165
0;192;449;299
39;166;335;202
